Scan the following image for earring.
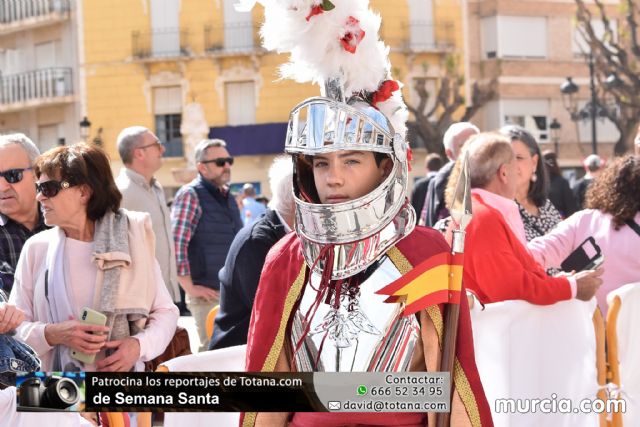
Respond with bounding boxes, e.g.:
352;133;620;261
531;172;537;182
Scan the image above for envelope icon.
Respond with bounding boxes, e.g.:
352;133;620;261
328;401;341;410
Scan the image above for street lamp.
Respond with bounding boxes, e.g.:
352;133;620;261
549;118;562;154
560;53;619;156
79;116;91;142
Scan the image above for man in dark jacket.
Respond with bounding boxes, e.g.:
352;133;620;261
209;157;294;350
171;139;243;351
572;154;604;209
0;134;48;294
421;122;479;226
410;153;442;215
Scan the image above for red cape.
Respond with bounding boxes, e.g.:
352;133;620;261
244;226;493;427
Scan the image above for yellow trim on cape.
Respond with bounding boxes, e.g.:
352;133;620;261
244;264;307;427
261;264;307;371
388;247;482;427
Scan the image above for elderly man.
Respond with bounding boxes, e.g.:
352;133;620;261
115;126;180;302
171;139;243;351
421;122;479;226
0;134;48;293
209;156;293;350
459;132;603;305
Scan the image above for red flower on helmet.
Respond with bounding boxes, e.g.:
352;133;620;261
305;0;335;21
306;5;324;21
371;80;400;107
340;16;365;53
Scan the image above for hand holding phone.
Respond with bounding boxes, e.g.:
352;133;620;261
70;307;108;364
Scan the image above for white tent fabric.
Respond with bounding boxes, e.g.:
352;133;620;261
607;283;640;427
162;345;246;427
470;298;599;427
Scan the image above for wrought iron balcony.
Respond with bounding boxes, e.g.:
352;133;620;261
0;67;73;109
0;0;70;27
132;29;191;60
204;22;262;54
384;21;455;52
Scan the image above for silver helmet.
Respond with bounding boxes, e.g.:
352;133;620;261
285;79;415;280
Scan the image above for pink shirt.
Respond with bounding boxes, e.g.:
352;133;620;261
471;188;527;247
528;210;640;314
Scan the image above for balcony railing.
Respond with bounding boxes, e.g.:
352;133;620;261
204;22;261;54
384;21;455;52
0;0;70;25
0;67;73;106
132;29;190;59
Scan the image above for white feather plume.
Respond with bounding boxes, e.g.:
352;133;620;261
251;0;388;95
238;0;406;136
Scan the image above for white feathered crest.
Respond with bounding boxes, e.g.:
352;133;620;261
236;0;408;138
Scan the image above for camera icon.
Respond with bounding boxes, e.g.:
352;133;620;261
19;376;80;410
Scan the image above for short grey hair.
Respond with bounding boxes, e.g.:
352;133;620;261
0;133;40;164
443;122;480;152
465;132;514;189
195;139;227;162
583;154;604;172
117;126;149;164
267;155;295;217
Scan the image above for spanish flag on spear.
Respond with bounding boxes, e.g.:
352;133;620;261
376;150;471;314
377;152;472;427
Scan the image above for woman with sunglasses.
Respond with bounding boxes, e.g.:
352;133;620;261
9;143;179;372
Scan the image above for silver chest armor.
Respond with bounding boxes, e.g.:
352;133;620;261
291;257;420;372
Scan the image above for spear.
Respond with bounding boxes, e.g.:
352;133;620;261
436;151;472;427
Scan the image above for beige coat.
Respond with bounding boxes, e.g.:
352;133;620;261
9;210;179;371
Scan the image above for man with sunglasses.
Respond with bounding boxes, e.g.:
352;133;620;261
171;138;242;351
0;134;49;294
115;126;180;304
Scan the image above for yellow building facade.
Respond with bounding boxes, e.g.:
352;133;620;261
79;0;465;196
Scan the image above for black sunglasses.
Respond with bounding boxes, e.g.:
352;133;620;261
201;157;234;167
35;180;76;198
0;167;32;184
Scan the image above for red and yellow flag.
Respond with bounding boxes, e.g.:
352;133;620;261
377;251;464;316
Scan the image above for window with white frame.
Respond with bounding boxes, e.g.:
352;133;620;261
481;16;547;59
35;40;60;69
407;0;435;50
0;48;21;75
150;0;181;56
153;86;183;157
223;0;253;50
502;99;550;143
225;81;256;125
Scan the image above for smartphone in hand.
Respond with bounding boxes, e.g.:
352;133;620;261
560;237;603;273
70;307;107;364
